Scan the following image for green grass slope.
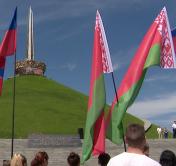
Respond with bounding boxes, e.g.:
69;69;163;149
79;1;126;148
0;76;157;138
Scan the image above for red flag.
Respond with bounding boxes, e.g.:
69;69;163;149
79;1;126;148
0;7;17;57
0;8;17;95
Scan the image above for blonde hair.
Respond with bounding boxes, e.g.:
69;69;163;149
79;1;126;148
11;153;27;166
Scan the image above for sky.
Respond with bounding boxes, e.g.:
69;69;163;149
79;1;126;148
1;0;176;131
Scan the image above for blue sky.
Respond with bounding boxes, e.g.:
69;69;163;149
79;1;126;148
1;0;176;130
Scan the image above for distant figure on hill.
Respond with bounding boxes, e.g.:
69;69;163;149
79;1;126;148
160;150;176;166
163;128;169;139
98;153;111;166
11;153;27;166
143;142;149;157
172;121;176;138
157;127;162;139
31;151;48;166
107;124;161;166
67;152;80;166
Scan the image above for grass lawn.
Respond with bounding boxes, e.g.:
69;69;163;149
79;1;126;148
0;75;159;138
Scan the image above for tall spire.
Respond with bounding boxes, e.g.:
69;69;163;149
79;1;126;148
26;6;34;60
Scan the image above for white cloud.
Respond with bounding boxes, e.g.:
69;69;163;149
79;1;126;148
61;63;77;71
145;74;176;83
128;92;176;119
21;0;155;25
112;46;137;70
112;63;119;71
0;0;157;32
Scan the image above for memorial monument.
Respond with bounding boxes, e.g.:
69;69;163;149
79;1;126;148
16;7;46;76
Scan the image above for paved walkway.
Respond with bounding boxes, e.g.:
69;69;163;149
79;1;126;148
0;139;176;165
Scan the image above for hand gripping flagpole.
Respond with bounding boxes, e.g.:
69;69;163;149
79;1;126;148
97;10;127;152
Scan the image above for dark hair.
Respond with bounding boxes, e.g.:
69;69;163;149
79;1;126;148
125;124;146;149
143;142;149;156
31;151;49;166
67;152;80;166
160;150;176;166
21;154;27;166
11;153;27;166
98;153;111;166
3;160;10;166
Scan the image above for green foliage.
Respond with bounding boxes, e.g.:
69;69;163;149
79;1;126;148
145;124;158;138
0;76;158;138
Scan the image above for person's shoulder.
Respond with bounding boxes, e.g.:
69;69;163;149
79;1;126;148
110;152;126;160
107;153;126;166
142;155;161;166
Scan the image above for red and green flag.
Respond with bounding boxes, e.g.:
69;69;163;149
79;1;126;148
106;7;176;144
82;10;113;163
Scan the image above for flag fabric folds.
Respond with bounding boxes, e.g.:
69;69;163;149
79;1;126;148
0;7;17;57
82;10;112;163
106;7;176;144
0;8;17;95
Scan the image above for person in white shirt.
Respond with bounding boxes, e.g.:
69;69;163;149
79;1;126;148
157;127;162;139
172;121;176;138
107;124;161;166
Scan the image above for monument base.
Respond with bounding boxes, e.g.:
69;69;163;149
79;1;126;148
16;60;46;76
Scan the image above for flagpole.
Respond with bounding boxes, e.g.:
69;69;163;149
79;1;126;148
111;72;127;152
11;51;17;158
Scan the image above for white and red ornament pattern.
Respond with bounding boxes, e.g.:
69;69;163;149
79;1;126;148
155;8;175;68
96;11;113;73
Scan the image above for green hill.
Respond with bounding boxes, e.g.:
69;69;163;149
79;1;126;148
0;76;158;138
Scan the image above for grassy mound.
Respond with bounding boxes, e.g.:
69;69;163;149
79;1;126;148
0;76;158;138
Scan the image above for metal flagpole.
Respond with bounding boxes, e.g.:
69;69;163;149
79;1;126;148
111;72;127;152
96;10;126;151
11;51;17;158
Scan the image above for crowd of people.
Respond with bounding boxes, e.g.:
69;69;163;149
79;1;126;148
3;151;48;166
2;123;176;166
157;127;169;139
107;124;176;166
67;124;176;166
157;121;176;139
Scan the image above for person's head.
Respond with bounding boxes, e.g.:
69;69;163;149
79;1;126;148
125;124;146;149
160;150;176;166
3;160;10;166
98;152;111;166
31;151;49;166
67;152;80;166
143;142;149;156
11;153;27;166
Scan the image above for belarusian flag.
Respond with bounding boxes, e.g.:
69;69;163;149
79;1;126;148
82;10;113;163
106;7;176;144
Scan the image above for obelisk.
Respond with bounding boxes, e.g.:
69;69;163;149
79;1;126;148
26;6;34;61
16;6;46;76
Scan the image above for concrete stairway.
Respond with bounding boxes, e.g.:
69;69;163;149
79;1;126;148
0;139;175;165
